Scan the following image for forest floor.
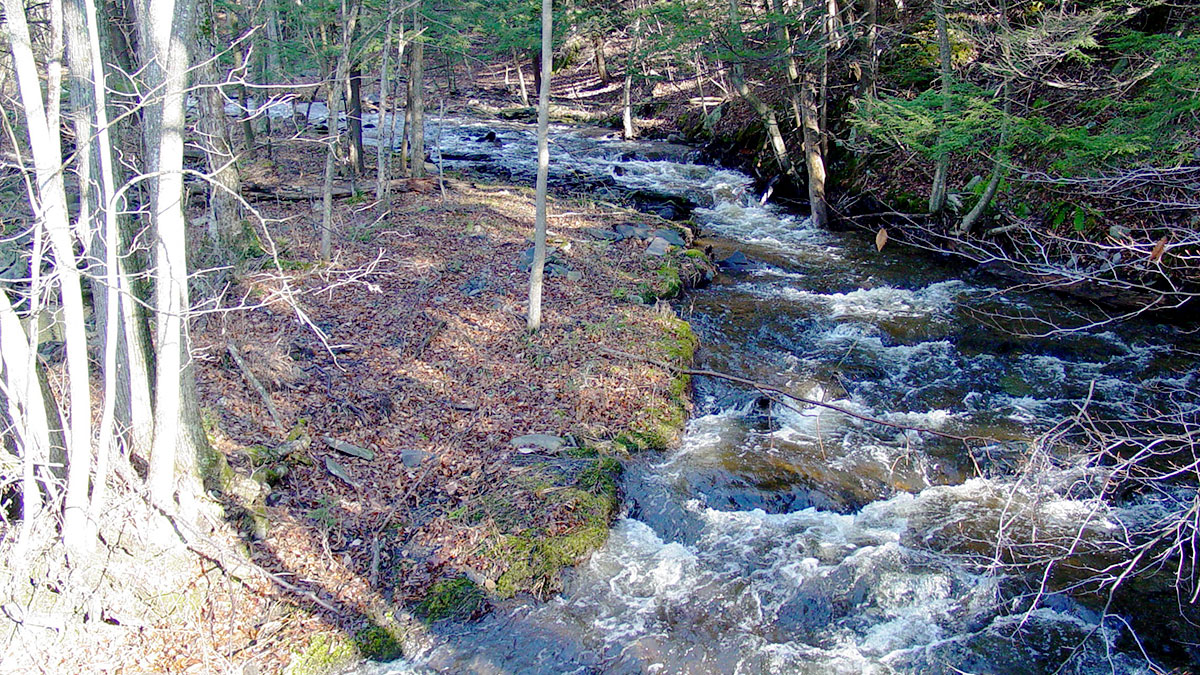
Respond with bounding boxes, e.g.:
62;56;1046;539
33;115;709;672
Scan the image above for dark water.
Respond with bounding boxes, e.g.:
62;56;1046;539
257;105;1200;674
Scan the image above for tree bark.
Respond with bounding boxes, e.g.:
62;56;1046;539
593;34;608;82
408;5;425;178
514;49;530;106
376;3;396;206
802;74;829;228
726;0;798;180
348;65;364;175
3;0;94;553
527;0;552;332
928;0;952;215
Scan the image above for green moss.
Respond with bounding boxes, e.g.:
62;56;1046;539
489;457;622;599
353;624;404;660
285;633;359;675
617;315;697;452
415;577;487;621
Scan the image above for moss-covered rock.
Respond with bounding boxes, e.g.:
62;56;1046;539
414;577;488;621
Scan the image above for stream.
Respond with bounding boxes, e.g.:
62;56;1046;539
254;102;1199;673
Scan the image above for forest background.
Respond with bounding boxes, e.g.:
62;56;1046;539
0;0;1197;670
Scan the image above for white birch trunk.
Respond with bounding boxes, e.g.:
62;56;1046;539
527;0;552;331
3;0;95;554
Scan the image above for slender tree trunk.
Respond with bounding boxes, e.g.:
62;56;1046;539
0;289;52;549
197;40;244;258
622;13;641;140
230;13;257;159
928;0;952;214
135;0;197;511
348;65;364;175
859;0;878;98
514;48;530;106
322;0;358;260
77;0;123;538
527;0;552;332
408;5;425;178
801;75;828;228
4;0;94;553
376;2;395;205
266;0;282;80
727;0;798;179
531;48;541;103
593;34;608;82
400;72;412;176
956;0;1010;236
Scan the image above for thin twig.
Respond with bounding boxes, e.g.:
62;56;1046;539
598;345;993;443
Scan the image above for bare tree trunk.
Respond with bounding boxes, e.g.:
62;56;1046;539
82;0;122;537
726;0;797;179
593;34;608;82
859;0;878;98
322;0;358;260
266;0;282;80
3;0;94;553
0;289;53;549
928;0;952;214
348;65;364;175
197;26;244;258
376;2;396;205
527;0;552;332
400;73;412;176
622;13;641;140
956;0;1011;237
230;12;257;159
408;5;425;178
801;74;828;228
133;0;202;513
514;49;530;106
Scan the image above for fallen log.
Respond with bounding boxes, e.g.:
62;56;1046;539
240;177;437;201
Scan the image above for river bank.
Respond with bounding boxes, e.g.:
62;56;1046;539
13;125;716;672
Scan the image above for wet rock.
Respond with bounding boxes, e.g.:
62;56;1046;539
651;228;687;247
478;130;500;143
717;250;758;272
645;237;672;257
440;151;492;162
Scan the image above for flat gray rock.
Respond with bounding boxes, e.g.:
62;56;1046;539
651;228;687;247
585;227;623;241
324;436;375;460
401;448;430;468
615;224;653;240
645;237;672;257
509;434;566;452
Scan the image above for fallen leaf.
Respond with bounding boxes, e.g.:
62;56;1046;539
875;228;888;252
1149;236;1167;263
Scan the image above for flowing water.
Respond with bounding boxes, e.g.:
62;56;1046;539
243;102;1200;673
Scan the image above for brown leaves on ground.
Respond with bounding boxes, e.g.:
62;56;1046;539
167;146;693;671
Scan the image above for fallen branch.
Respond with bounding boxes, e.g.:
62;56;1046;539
227;342;284;429
598;345;992;443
